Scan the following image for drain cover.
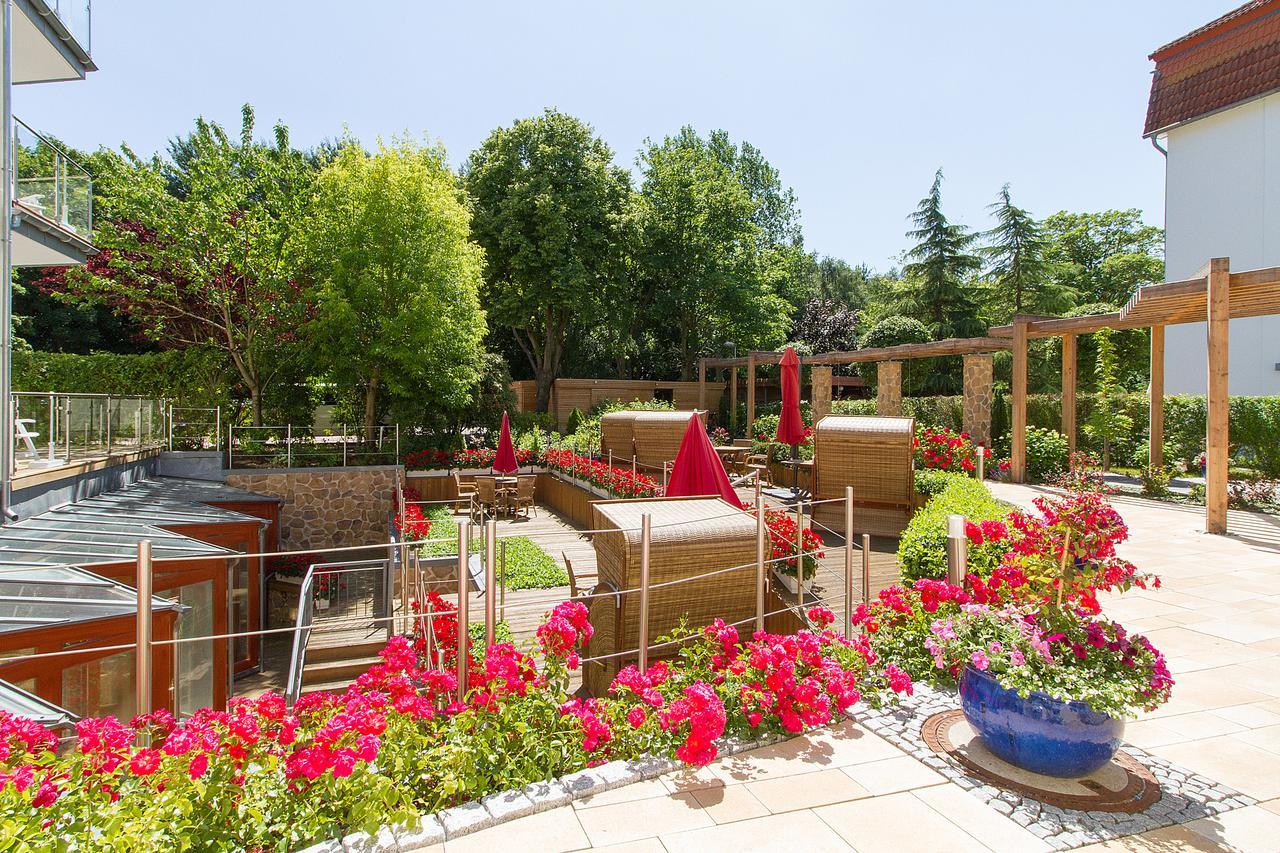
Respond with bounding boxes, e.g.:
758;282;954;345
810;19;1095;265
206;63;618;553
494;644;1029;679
921;710;1161;814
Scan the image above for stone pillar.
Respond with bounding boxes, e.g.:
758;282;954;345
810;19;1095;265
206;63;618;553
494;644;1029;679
876;361;903;416
811;366;833;423
961;354;994;448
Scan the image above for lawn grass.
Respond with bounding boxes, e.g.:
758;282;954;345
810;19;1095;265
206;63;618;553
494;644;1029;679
416;506;568;589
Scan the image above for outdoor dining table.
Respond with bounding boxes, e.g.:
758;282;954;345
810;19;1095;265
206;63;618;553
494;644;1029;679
713;445;750;473
478;475;518;516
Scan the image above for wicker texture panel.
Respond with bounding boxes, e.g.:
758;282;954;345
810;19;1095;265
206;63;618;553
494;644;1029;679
812;415;915;537
632;411;704;469
588;498;756;687
600;411;641;462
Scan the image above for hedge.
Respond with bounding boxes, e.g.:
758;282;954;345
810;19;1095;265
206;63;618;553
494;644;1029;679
14;348;231;408
898;473;1011;583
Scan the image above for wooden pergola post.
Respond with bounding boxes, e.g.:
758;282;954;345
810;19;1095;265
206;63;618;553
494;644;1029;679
729;365;738;434
1010;319;1029;483
1206;258;1230;535
745;354;757;438
697;359;706;412
1062;333;1077;462
1149;326;1164;471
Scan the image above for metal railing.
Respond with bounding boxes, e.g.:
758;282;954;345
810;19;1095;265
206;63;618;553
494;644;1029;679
13;117;91;240
166;406;220;451
228;424;400;469
12;392;164;471
284;557;393;704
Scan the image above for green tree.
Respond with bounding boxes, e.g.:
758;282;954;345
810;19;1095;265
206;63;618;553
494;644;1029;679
901;169;985;339
301;139;486;438
982;185;1076;318
803;254;871;310
635;127;794;379
1084;329;1133;470
858;315;932;396
55;106;314;425
1042;210;1163;305
463;109;631;412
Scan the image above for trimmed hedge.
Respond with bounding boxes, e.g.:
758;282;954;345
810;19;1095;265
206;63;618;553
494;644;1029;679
898;473;1011;583
14;348;231;407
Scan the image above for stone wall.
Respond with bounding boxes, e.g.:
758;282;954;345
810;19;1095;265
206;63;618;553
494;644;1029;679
876;361;903;415
225;466;400;551
962;354;994;447
810;366;833;422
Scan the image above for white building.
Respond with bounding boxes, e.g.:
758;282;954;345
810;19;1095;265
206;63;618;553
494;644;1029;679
1145;0;1280;395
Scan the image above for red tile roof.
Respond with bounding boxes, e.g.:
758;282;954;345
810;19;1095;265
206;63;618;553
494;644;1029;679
1144;0;1280;136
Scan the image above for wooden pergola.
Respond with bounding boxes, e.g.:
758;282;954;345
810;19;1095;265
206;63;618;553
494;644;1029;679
698;258;1280;536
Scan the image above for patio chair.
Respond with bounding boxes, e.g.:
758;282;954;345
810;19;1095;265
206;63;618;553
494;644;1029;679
747;453;772;486
511;475;537;518
473;477;499;521
563;552;579;599
14;419;41;460
454;472;476;516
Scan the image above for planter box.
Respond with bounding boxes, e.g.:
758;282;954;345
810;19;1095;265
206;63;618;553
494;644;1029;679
772;569;813;596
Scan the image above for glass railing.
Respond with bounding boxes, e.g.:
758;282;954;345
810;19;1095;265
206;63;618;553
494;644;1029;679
12;392;165;474
13;117;92;240
47;0;91;56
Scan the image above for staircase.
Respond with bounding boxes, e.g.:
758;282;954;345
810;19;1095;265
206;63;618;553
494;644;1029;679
297;640;387;697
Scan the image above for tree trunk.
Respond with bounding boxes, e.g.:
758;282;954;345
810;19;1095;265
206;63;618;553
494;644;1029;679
534;369;555;415
363;367;381;442
249;385;262;427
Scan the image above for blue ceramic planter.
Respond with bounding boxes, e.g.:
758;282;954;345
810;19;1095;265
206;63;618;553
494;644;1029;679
959;666;1124;778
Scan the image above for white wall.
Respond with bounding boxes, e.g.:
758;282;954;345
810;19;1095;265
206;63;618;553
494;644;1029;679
1162;90;1280;395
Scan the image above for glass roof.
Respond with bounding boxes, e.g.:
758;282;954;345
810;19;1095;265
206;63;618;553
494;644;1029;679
0;678;75;727
0;563;178;634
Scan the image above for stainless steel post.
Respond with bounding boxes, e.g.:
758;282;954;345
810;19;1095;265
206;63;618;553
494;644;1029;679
46;394;54;460
286;424;292;468
861;534;871;604
638;513;651;670
342;426;347;467
63;397;70;460
484;520;496;647
499;539;507;624
214;406;221;453
456;520;470;698
976;446;985;481
946;514;969;587
844;486;854;639
607;449;612;470
166;403;173;451
755;492;766;633
105;396;112;456
794;496;804;592
0;0;13;520
136;540;154;724
632;455;637;482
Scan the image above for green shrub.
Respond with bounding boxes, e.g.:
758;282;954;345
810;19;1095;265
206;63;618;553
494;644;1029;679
1025;426;1069;480
913;468;955;499
898;474;1011;583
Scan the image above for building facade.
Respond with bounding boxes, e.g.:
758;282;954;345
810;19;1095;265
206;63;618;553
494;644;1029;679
1146;0;1280;394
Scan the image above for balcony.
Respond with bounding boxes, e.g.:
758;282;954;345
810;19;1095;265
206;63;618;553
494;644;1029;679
12;0;94;84
11;116;94;266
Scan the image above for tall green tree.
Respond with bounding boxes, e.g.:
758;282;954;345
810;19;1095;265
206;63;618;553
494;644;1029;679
53;105;314;425
463;109;631;412
982;185;1076;318
1042;210;1163;305
901;169;984;339
301;139;486;438
1084;329;1133;470
635;127;795;379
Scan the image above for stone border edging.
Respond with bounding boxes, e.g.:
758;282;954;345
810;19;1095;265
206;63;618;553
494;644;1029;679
298;732;788;852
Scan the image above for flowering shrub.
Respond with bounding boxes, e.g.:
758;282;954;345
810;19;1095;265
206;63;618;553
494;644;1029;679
394;502;432;540
708;426;732;447
0;596;915;850
1046;451;1114;495
542;448;660;498
746;507;825;579
913;426;987;473
923;605;1173;718
403;447;535;471
851;579;974;681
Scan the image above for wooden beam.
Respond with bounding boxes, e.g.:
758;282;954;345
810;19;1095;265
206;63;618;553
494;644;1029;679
745;354;757;439
1010;319;1029;483
1206;258;1230;534
1149;326;1164;471
806;337;1009;365
728;365;738;434
989;312;1127;340
1062;333;1077;462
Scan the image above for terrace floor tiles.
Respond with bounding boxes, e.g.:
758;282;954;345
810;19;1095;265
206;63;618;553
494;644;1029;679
838;754;947;796
1153;735;1280;800
443;805;589;853
744;768;872;813
707;721;904;785
1185;803;1280;852
1213;701;1280;729
574;778;672;810
658;809;854;853
1071;824;1229;852
812;791;991;853
686;784;771;824
574;792;715;847
910;784;1052;853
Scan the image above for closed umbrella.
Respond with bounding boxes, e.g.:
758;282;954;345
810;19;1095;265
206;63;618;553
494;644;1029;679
665;414;742;507
492;411;519;475
775;346;805;499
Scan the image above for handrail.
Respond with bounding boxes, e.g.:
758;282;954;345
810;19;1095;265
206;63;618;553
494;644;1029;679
283;565;318;705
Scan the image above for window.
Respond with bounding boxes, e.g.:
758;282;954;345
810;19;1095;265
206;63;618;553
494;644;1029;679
61;650;135;720
176;580;215;716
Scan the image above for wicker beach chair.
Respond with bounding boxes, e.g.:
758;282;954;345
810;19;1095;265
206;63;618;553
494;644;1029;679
632;410;706;471
810;415;915;538
583;496;757;695
600;411;641;463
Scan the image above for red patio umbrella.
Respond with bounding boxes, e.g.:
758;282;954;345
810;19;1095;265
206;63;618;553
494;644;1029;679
776;346;805;446
492;411;519;474
665;413;741;507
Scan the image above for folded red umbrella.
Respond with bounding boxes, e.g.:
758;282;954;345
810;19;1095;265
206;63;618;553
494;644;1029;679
665;413;741;507
775;346;806;446
492;411;519;474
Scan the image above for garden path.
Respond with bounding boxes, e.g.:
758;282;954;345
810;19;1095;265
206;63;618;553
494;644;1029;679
402;485;1280;852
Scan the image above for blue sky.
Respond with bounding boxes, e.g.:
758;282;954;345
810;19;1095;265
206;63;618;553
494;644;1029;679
16;0;1230;270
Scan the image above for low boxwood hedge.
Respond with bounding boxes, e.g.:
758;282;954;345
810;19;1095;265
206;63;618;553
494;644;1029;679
898;473;1012;583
